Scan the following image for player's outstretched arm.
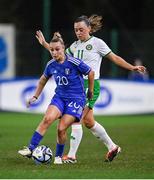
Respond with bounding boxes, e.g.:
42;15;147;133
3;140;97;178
106;52;146;73
35;30;50;51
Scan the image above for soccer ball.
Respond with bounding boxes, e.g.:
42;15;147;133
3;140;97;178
32;145;53;164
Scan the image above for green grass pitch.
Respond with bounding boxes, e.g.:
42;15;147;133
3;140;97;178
0;112;154;179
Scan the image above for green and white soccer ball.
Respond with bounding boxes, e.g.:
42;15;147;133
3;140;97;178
32;145;53;164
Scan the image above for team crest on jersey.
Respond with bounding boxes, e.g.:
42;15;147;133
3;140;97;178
86;44;93;50
65;68;70;75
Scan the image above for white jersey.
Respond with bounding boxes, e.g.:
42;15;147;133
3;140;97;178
66;36;111;79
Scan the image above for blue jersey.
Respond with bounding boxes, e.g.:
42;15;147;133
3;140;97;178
44;55;91;99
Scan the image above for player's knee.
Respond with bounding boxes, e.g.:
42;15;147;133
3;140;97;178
58;127;66;134
83;117;94;129
43;115;53;127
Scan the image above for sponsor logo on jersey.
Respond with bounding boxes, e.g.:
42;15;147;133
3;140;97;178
53;70;57;74
72;109;77;113
86;44;93;50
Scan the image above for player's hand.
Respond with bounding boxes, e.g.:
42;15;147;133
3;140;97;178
35;30;46;45
87;89;93;100
26;96;38;108
133;65;146;74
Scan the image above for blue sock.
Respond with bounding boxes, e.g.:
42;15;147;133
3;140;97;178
28;131;43;151
55;143;65;157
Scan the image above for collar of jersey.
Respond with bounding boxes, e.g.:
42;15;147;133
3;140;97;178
80;35;93;43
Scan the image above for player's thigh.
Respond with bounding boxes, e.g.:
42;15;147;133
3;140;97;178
36;105;61;133
81;106;90;120
44;94;65;122
82;107;95;128
45;105;61;119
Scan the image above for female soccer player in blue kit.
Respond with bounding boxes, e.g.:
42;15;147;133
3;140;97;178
18;32;94;164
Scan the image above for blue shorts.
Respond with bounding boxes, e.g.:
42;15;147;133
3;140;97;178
50;95;86;122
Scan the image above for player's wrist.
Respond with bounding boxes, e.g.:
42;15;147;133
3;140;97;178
33;96;38;99
42;41;48;47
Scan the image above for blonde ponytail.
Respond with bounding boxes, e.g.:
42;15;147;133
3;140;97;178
88;14;103;33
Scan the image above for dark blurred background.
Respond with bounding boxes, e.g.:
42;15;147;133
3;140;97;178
0;0;154;78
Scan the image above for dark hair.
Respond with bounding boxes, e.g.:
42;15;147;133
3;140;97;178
75;15;90;26
75;14;103;34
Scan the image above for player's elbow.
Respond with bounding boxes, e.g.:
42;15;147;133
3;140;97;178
88;70;94;78
107;52;120;63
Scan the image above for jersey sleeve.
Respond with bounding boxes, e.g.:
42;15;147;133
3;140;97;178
66;42;77;56
77;60;91;75
43;63;52;78
96;38;112;57
66;47;73;56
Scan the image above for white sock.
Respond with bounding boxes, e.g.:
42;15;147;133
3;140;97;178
90;121;116;151
67;124;83;159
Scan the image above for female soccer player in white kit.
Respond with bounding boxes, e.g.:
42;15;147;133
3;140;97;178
36;15;146;163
